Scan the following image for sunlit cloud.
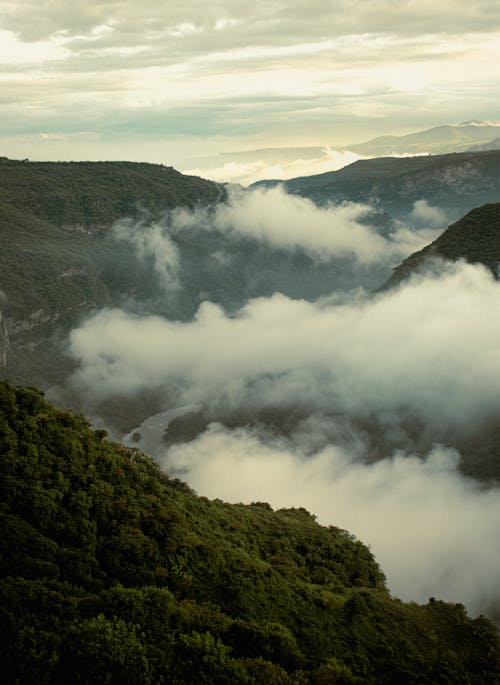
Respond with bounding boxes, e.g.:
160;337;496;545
1;2;500;162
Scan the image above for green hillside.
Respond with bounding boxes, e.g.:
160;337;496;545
0;381;499;683
0;157;392;392
0;158;222;387
381;202;500;290
0;157;221;228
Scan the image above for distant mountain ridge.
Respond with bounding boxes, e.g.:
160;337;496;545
182;121;500;186
349;120;500;156
252;149;500;219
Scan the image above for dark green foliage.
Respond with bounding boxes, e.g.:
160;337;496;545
0;381;499;683
0;158;222;388
0;157;220;228
383;202;500;289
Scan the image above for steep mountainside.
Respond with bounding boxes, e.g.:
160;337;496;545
0;158;222;387
381;203;500;290
0;157;399;391
252;150;500;218
1;381;499;684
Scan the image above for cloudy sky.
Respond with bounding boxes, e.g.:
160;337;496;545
2;1;500;177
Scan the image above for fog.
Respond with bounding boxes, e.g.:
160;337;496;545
116;186;440;267
65;189;500;618
70;261;500;432
182;148;365;186
162;425;500;616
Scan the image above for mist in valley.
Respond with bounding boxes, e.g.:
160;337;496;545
62;186;500;621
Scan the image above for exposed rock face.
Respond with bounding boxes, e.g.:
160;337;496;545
0;309;9;368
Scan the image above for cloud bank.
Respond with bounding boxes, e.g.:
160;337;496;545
2;2;500;163
183;148;365;186
70;260;499;432
113;186;441;279
162;425;500;616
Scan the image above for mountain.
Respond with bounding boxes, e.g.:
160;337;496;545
381;202;500;290
252;149;500;220
0;158;222;387
0;157;399;393
349;121;500;156
180;122;500;186
1;380;499;684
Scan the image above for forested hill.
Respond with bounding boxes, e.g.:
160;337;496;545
0;157;222;387
0;157;221;229
1;381;499;684
381;202;500;290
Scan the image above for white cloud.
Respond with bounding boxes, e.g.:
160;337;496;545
410;199;449;228
162;424;500;615
113;217;181;293
146;186;439;264
69;260;500;432
183;148;364;185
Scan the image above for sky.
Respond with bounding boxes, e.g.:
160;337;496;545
2;0;500;181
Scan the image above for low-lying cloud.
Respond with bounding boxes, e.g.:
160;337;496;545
410;199;449;228
161;424;500;616
111;187;442;299
114;216;181;292
67;229;500;617
70;260;500;432
183;148;365;186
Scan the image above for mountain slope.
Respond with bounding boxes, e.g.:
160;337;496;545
0;157;400;392
350;121;500;156
381;202;500;290
1;381;499;684
0;158;222;386
252;150;500;219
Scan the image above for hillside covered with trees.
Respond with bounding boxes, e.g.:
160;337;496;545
0;157;222;387
381;202;500;290
1;381;499;683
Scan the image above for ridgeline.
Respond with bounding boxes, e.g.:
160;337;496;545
252;150;500;219
381;202;500;290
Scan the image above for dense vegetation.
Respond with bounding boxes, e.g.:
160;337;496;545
382;202;500;289
1;381;499;683
253;150;500;218
0;157;222;386
0;157;221;228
